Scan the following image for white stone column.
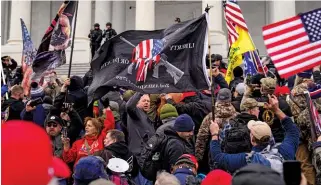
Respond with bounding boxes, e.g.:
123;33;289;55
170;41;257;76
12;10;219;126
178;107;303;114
69;0;92;63
112;1;126;33
75;1;92;41
269;1;296;23
95;1;112;28
8;1;31;44
202;0;227;57
135;1;155;30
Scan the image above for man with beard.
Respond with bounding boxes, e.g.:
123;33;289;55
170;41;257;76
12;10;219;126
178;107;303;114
45;115;64;158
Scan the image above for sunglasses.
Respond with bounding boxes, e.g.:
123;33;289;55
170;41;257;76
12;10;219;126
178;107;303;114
47;122;58;128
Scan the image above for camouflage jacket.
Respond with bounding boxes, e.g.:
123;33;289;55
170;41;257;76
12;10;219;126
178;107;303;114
313;142;321;185
195;103;237;161
288;83;321;150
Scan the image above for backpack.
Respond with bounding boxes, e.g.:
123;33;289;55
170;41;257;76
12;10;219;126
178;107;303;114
223;119;251;154
138;133;170;181
246;145;284;174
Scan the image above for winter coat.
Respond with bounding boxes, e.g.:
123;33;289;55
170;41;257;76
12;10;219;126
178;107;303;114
173;168;196;185
163;127;194;172
62;110;115;167
21;104;47;127
231;96;243;113
156;117;176;135
98;141;139;178
195;103;238;162
88;29;102;46
288;83;316;150
312;141;321;185
2;98;24;121
53;93;85;145
254;96;292;143
195;103;237;174
2;57;17;71
65;76;89;121
229;77;244;91
210;117;299;173
51;133;63;158
101;29;117;40
126;93;155;156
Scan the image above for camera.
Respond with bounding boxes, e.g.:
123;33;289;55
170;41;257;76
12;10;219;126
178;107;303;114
29;97;43;107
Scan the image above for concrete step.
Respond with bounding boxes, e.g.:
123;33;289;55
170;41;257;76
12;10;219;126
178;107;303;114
55;63;90;77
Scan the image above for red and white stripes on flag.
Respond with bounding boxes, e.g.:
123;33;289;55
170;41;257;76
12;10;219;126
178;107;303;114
262;8;321;78
131;39;162;82
224;0;248;46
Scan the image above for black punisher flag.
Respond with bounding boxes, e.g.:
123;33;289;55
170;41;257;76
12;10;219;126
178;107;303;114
88;13;210;103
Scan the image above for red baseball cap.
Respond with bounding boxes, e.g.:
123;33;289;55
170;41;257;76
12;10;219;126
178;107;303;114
175;154;199;170
2;120;71;185
201;169;232;185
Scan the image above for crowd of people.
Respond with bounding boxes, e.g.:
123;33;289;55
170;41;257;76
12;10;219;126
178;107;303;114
2;52;321;185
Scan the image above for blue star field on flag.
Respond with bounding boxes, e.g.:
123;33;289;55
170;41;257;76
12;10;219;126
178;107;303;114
20;18;37;66
300;8;321;43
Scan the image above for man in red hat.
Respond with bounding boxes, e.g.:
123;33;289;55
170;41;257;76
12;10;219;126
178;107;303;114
2;120;71;185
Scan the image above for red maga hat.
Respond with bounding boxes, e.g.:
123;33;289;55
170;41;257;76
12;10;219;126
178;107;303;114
2;120;71;185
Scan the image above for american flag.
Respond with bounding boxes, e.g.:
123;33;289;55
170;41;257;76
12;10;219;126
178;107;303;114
132;39;163;82
307;93;321;138
224;0;248;46
263;8;321;79
20;18;37;66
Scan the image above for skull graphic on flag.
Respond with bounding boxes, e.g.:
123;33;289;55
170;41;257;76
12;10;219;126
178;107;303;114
131;39;163;82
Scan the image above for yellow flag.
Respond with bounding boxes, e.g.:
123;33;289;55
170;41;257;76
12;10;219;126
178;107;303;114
225;26;255;84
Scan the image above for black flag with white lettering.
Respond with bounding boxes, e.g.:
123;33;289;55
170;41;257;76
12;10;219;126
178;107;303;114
88;13;210;103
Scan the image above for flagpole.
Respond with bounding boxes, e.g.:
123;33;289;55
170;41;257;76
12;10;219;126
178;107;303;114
65;1;78;104
205;5;215;121
67;1;79;78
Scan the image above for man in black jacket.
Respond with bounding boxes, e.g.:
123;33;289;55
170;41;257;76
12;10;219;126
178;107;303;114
98;129;139;178
163;114;195;172
101;22;117;42
2;85;24;121
126;93;155;157
88;23;102;58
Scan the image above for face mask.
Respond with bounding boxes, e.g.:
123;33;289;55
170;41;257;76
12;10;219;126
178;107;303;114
252;89;261;97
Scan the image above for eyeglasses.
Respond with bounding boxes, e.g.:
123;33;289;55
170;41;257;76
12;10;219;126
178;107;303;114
47;122;58;128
